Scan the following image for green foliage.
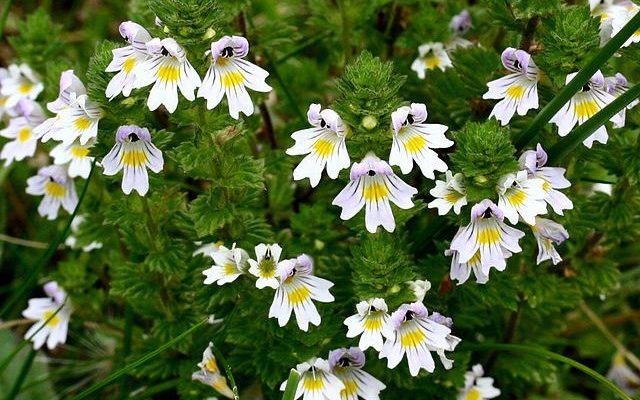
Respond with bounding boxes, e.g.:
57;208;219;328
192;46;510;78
7;9;65;67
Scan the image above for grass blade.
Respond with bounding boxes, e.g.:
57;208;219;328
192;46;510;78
281;368;301;400
210;341;240;400
4;348;36;400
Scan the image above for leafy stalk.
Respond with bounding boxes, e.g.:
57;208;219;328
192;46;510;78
4;348;37;400
281;368;301;400
513;11;640;149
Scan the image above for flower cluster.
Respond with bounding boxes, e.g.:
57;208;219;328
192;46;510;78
21;281;72;350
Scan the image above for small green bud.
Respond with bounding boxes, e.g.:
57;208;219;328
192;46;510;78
163;25;171;34
474;175;488;185
203;28;216;40
361;115;377;130
389;284;401;294
314;239;325;250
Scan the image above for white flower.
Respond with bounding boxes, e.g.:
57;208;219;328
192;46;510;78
247;243;282;289
550;70;622;148
279;358;344;400
445;248;497;285
497;170;547;225
611;2;640;47
407;279;431;302
328;347;386;400
530;217;569;265
191;342;234;399
36;70;102;146
389;103;453;178
428;171;467;215
605;73;638;128
105;21;153;99
26;165;78;220
458;364;501;400
427;312;461;370
22;281;72;350
0;64;43;108
133;37;201;113
50;138;95;179
193;240;225;258
0;99;45;166
591;1;630;45
607;352;640;397
286;104;350;188
197;35;272;119
411;43;452;79
202;244;249;286
102;125;164;196
268;254;334;331
483;47;540;126
343;298;393;351
65;215;103;252
519;143;573;215
379;301;453;376
449;199;525;274
332;153;418;233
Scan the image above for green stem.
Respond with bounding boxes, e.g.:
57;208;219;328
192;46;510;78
0;162;95;319
465;343;632;400
547;83;640;164
210;342;239;400
0;0;13;41
513;10;640;149
70;318;208;400
4;348;37;400
281;368;301;400
273;33;332;65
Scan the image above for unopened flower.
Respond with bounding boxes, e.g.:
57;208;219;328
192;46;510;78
279;358;344;400
343;298;392;351
483;48;540;126
26;165;78;220
36;70;102;146
607;352;640;397
497;170;547;225
192;342;234;399
407;279;431;302
328;347;386;400
0;64;43;108
605;73;638;128
197;35;272;119
450;10;472;35
379;301;453;376
427;312;461;370
22;281;72;350
202;244;249;286
411;43;452;79
102;125;164;196
332;153;417;233
519;143;573;215
531;217;569;265
389;103;453;178
458;364;501;400
428;171;467;215
105;21;153;100
50;138;95;179
550;70;622;148
133;37;201;113
193;240;225;258
268;254;334;331
65;215;103;252
286;104;350;187
0;99;45;166
449;199;524;273
248;243;282;289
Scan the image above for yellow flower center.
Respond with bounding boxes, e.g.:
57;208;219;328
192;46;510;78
404;134;427;154
43;310;60;327
19;84;32;94
44;181;66;198
363;182;389;202
71;145;89;158
575;99;599;119
341;380;358;397
205;358;220;373
445;190;463;203
363;316;383;331
303;375;324;391
157;64;180;83
465;388;482;400
287;286;311;305
74;117;92;131
506;84;525;100
506;189;527;206
221;71;245;88
123;57;137;74
312;138;335;157
477;226;500;245
18;127;31;143
400;326;426;348
122;150;148;167
223;263;237;276
216;57;230;67
424;55;441;69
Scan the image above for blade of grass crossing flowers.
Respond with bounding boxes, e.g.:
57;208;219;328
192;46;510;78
0;162;95;319
210;341;240;400
281;368;302;400
513;11;640;149
466;343;632;400
4;348;37;400
70;318;208;400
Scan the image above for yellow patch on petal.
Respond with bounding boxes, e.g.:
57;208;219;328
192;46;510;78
465;388;482;400
122;150;147;167
18;127;31;143
542;179;551;192
469;250;482;265
477;227;500;245
19;84;32;94
221;71;245;88
216;57;230;67
341;380;358;398
223;263;237;276
303;376;324;391
363;182;389;202
404;134;427;154
507;189;527;206
71;146;89;158
157;64;180;83
123;57;137;74
312;138;335;157
575;99;599;119
506;84;525;100
423;55;441;70
287;286;311;305
74;117;92;131
0;97;8;106
43;310;60;327
363;317;383;331
212;377;233;397
205;358;220;374
44;181;65;199
445;191;463;203
400;327;426;348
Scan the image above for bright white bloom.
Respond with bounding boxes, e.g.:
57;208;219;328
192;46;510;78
343;298;393;351
389;103;453;178
458;364;501;400
286;104;350;187
133;37;201;113
26;165;78;220
197;35;272;119
102;125;164;196
605;72;638;128
191;342;234;399
530;217;569;265
411;43;452;78
0;64;43;108
427;312;462;370
36;70;102;146
445;248;497;285
497;170;547;225
449;199;525;274
607;352;640;397
105;21;153;99
247;243;282;289
0;99;45;166
22;281;72;350
450;10;472;35
328;347;386;400
65;215;103;252
407;279;431;302
193;240;225;258
591;1;630;45
428;171;467;215
519;143;573;215
0;67;12;118
550;70;622;148
279;358;344;400
332;153;417;233
611;2;640;47
50;138;95;179
483;48;539;126
202;244;249;286
379;301;453;376
269;254;334;331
